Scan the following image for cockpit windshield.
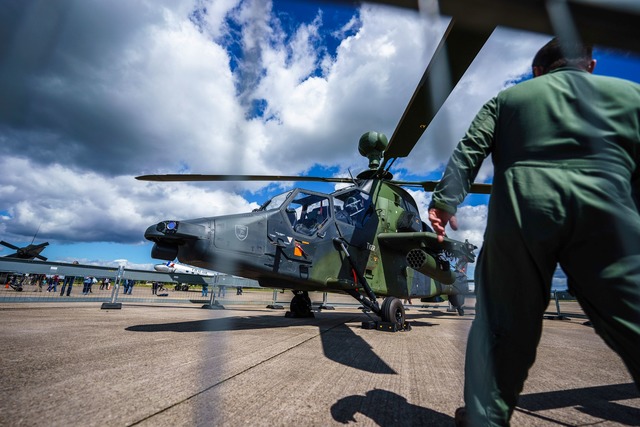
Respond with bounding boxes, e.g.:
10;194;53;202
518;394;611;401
258;191;292;211
284;191;331;236
332;184;372;226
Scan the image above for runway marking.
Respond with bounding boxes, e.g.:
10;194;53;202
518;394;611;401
129;315;361;425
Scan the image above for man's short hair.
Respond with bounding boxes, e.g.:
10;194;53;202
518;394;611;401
532;37;593;74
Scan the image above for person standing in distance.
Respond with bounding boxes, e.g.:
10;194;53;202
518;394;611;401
428;38;640;426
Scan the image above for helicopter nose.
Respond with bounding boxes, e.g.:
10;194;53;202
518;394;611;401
145;220;210;261
144;220;208;242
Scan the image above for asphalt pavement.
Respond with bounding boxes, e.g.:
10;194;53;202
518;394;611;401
0;300;638;426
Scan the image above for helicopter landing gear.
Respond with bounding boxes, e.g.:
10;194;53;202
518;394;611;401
448;294;465;316
286;290;314;318
333;238;409;331
380;297;406;329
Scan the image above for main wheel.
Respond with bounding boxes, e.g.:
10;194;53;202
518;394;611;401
381;297;405;328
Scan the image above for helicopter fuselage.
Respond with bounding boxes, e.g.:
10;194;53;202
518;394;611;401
144;180;473;302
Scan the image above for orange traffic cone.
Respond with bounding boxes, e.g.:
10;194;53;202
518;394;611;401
5;282;9;288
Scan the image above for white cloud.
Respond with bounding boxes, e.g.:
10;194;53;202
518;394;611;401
0;156;258;244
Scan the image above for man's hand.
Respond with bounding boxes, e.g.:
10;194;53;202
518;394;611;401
428;208;458;243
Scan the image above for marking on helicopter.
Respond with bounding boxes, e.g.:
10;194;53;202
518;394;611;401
294;241;308;258
235;225;248;241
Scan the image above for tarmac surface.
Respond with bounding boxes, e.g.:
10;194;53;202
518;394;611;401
1;297;638;426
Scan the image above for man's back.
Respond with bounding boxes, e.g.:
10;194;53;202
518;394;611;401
493;67;640;175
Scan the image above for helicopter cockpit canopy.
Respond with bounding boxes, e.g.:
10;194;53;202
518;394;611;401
332;181;373;227
284;191;331;236
258;181;374;235
256;190;292;212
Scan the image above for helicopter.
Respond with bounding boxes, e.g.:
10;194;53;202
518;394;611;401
1;227;49;262
137;0;639;330
1;240;49;261
140;133;489;330
138;15;496;330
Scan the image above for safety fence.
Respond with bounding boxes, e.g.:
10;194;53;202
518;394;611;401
0;274;584;321
0;267;355;310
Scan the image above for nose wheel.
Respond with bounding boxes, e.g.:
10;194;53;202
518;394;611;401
286;291;314;318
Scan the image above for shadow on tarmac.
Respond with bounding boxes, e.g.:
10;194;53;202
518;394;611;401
518;382;640;425
330;384;640;425
126;313;396;374
331;389;452;425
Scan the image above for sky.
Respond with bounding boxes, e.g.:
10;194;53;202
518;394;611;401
1;0;639;282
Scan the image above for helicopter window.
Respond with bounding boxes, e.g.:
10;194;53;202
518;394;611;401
285;191;330;236
399;194;419;215
259;191;292;211
334;189;370;226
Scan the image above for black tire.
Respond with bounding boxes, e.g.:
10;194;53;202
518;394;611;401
448;294;465;315
381;297;405;327
290;293;312;317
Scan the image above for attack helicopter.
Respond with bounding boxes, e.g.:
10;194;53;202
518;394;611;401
141;133;489;330
138;17;494;330
1;227;49;261
1;240;49;261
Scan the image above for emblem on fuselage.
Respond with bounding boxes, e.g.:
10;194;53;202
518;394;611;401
235;225;248;241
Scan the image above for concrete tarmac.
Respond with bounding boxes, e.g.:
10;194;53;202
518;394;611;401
0;300;638;426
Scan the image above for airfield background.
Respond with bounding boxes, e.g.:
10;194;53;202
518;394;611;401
0;257;579;319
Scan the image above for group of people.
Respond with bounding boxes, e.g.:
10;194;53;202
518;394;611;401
5;273;54;292
429;38;640;425
4;274;119;296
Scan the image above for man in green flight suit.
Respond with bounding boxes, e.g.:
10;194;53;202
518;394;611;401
428;38;640;426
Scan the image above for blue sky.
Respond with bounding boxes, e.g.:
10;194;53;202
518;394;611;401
1;0;639;278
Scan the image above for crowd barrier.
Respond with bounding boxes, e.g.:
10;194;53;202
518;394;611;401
0;266;354;310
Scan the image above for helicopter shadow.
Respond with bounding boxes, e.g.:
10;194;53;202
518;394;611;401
126;313;396;374
331;389;452;425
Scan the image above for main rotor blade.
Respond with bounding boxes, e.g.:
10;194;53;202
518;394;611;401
0;241;20;251
383;20;492;160
136;174;356;184
328;1;640;54
439;0;640;55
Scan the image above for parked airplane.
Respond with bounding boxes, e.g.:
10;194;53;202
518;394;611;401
154;261;218;277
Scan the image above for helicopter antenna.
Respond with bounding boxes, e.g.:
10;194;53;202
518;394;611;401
31;224;42;244
383;157;397;176
347;168;356;184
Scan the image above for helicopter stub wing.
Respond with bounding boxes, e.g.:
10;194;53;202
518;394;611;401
136;174;356;184
378;231;476;262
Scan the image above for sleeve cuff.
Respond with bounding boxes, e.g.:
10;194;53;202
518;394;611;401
428;199;457;215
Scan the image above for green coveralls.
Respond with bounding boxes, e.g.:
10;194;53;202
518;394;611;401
430;67;640;425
